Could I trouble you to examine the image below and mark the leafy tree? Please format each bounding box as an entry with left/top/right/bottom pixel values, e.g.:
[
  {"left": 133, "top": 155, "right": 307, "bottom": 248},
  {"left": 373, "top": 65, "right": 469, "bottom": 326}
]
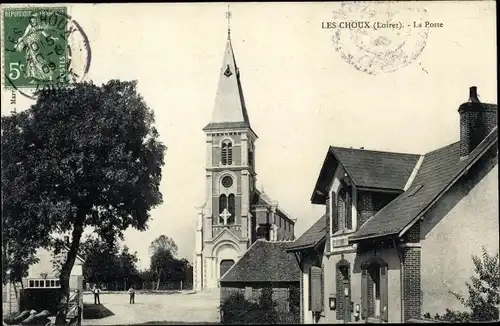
[
  {"left": 450, "top": 247, "right": 499, "bottom": 321},
  {"left": 148, "top": 235, "right": 179, "bottom": 290},
  {"left": 425, "top": 247, "right": 499, "bottom": 322},
  {"left": 2, "top": 114, "right": 42, "bottom": 285},
  {"left": 150, "top": 248, "right": 175, "bottom": 290},
  {"left": 148, "top": 235, "right": 178, "bottom": 257},
  {"left": 118, "top": 245, "right": 140, "bottom": 289},
  {"left": 80, "top": 235, "right": 121, "bottom": 285},
  {"left": 1, "top": 80, "right": 166, "bottom": 325}
]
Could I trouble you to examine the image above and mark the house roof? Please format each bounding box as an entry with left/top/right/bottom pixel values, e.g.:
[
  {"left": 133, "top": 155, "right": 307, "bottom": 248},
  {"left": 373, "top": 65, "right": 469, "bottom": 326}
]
[
  {"left": 311, "top": 147, "right": 421, "bottom": 204},
  {"left": 286, "top": 214, "right": 327, "bottom": 252},
  {"left": 220, "top": 239, "right": 300, "bottom": 283},
  {"left": 351, "top": 126, "right": 498, "bottom": 241},
  {"left": 332, "top": 147, "right": 421, "bottom": 189}
]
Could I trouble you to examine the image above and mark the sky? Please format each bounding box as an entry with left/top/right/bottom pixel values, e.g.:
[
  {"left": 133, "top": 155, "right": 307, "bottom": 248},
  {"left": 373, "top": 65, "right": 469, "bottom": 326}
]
[{"left": 1, "top": 2, "right": 497, "bottom": 270}]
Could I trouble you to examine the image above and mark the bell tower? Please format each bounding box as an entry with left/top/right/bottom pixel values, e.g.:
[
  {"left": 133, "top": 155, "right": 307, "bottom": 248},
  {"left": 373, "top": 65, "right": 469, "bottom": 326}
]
[{"left": 193, "top": 8, "right": 258, "bottom": 291}]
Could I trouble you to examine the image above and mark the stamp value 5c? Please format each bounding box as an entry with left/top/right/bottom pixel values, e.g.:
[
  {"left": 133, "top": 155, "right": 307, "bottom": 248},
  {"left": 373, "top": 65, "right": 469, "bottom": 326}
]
[{"left": 3, "top": 7, "right": 69, "bottom": 89}]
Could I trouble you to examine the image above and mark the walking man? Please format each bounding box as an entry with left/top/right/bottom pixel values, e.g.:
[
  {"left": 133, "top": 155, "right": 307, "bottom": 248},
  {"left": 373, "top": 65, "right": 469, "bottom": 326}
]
[
  {"left": 93, "top": 285, "right": 101, "bottom": 304},
  {"left": 128, "top": 286, "right": 135, "bottom": 304}
]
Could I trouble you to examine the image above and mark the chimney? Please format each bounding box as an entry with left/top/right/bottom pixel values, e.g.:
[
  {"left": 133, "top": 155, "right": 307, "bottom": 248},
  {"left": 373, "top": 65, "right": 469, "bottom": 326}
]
[{"left": 458, "top": 86, "right": 497, "bottom": 158}]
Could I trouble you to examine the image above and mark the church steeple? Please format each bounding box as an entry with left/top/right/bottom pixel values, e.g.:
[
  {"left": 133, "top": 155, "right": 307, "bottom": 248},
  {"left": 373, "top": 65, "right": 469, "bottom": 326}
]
[{"left": 205, "top": 9, "right": 251, "bottom": 130}]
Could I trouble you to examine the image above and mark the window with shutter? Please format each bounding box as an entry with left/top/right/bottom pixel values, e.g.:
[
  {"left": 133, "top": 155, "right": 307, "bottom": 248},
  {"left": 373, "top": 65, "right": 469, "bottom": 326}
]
[
  {"left": 361, "top": 269, "right": 368, "bottom": 319},
  {"left": 380, "top": 265, "right": 388, "bottom": 322},
  {"left": 361, "top": 258, "right": 389, "bottom": 321},
  {"left": 337, "top": 189, "right": 346, "bottom": 230},
  {"left": 330, "top": 192, "right": 337, "bottom": 233},
  {"left": 345, "top": 189, "right": 352, "bottom": 230},
  {"left": 321, "top": 265, "right": 325, "bottom": 312},
  {"left": 310, "top": 266, "right": 323, "bottom": 312}
]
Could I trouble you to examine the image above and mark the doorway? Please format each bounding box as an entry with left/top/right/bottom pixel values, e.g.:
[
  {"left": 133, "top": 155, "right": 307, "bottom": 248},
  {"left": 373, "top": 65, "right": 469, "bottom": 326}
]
[{"left": 220, "top": 259, "right": 235, "bottom": 279}]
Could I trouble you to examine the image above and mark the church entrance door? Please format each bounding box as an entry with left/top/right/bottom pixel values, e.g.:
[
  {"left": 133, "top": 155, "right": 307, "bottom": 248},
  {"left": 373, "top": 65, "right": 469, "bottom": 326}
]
[{"left": 220, "top": 259, "right": 235, "bottom": 279}]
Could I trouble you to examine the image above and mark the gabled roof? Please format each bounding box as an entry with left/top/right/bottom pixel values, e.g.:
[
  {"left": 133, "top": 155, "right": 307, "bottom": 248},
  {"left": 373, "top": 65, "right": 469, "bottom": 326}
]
[
  {"left": 251, "top": 189, "right": 296, "bottom": 224},
  {"left": 220, "top": 239, "right": 300, "bottom": 283},
  {"left": 311, "top": 147, "right": 420, "bottom": 204},
  {"left": 204, "top": 36, "right": 252, "bottom": 132},
  {"left": 351, "top": 127, "right": 498, "bottom": 241},
  {"left": 286, "top": 214, "right": 327, "bottom": 252}
]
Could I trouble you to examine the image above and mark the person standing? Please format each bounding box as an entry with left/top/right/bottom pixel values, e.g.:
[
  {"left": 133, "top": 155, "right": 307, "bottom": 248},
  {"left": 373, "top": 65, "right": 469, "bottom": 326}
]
[
  {"left": 93, "top": 285, "right": 101, "bottom": 304},
  {"left": 128, "top": 286, "right": 135, "bottom": 304}
]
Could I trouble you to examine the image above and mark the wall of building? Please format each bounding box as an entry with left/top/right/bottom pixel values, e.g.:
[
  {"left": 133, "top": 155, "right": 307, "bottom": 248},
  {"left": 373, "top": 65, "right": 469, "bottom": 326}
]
[
  {"left": 420, "top": 158, "right": 498, "bottom": 316},
  {"left": 220, "top": 281, "right": 299, "bottom": 313},
  {"left": 318, "top": 247, "right": 402, "bottom": 324}
]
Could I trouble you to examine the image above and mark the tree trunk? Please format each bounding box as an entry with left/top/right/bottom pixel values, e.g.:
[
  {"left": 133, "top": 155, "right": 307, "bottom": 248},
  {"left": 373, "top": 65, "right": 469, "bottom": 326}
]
[
  {"left": 55, "top": 220, "right": 84, "bottom": 326},
  {"left": 156, "top": 269, "right": 161, "bottom": 291}
]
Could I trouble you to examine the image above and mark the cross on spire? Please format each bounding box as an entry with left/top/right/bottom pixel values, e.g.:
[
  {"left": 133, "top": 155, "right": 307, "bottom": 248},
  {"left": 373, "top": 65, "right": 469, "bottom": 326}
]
[
  {"left": 225, "top": 5, "right": 232, "bottom": 39},
  {"left": 220, "top": 208, "right": 231, "bottom": 225}
]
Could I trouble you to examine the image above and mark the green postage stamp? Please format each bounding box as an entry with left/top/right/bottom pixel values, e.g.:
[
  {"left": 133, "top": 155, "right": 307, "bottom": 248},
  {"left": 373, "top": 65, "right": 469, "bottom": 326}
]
[{"left": 3, "top": 6, "right": 69, "bottom": 89}]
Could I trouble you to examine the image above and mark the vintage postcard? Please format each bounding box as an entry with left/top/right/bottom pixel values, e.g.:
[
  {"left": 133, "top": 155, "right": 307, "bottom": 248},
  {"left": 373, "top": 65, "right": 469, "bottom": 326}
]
[{"left": 1, "top": 2, "right": 498, "bottom": 325}]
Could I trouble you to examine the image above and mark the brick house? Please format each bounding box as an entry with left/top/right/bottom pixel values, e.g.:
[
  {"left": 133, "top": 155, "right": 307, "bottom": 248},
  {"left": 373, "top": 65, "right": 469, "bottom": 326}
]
[
  {"left": 220, "top": 239, "right": 301, "bottom": 321},
  {"left": 287, "top": 86, "right": 498, "bottom": 323},
  {"left": 3, "top": 240, "right": 85, "bottom": 321}
]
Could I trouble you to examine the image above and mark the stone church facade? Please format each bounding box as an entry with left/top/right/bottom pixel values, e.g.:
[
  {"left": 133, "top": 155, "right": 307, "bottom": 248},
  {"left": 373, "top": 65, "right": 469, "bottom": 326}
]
[{"left": 193, "top": 33, "right": 296, "bottom": 291}]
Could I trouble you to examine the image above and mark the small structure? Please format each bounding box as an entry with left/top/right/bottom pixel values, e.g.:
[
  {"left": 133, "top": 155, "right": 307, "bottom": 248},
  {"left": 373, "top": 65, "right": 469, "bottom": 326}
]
[
  {"left": 3, "top": 241, "right": 85, "bottom": 324},
  {"left": 220, "top": 239, "right": 300, "bottom": 322}
]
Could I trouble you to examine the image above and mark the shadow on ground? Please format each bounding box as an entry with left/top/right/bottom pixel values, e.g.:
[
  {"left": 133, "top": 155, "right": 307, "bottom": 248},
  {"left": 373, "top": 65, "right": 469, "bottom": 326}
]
[{"left": 83, "top": 303, "right": 115, "bottom": 319}]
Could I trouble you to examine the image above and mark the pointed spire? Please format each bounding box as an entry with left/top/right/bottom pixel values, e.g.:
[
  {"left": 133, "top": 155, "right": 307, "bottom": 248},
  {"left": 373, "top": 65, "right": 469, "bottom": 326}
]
[
  {"left": 208, "top": 11, "right": 250, "bottom": 127},
  {"left": 226, "top": 5, "right": 231, "bottom": 40}
]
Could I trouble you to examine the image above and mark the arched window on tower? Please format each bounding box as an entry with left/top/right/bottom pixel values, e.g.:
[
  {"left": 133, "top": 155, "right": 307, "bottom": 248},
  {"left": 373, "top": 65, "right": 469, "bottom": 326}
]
[
  {"left": 221, "top": 140, "right": 233, "bottom": 165},
  {"left": 219, "top": 194, "right": 227, "bottom": 224},
  {"left": 228, "top": 194, "right": 235, "bottom": 224}
]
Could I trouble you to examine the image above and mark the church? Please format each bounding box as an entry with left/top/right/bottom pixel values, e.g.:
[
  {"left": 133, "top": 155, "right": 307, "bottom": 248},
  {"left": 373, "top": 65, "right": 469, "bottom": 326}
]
[{"left": 192, "top": 26, "right": 296, "bottom": 291}]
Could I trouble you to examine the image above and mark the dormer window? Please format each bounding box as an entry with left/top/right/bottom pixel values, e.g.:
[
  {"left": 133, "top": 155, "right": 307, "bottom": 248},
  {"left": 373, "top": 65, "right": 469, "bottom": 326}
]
[
  {"left": 221, "top": 140, "right": 233, "bottom": 165},
  {"left": 337, "top": 184, "right": 353, "bottom": 231}
]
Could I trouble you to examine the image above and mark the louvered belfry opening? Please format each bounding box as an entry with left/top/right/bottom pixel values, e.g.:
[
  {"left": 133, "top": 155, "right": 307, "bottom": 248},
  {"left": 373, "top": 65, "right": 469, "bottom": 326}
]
[{"left": 221, "top": 140, "right": 233, "bottom": 165}]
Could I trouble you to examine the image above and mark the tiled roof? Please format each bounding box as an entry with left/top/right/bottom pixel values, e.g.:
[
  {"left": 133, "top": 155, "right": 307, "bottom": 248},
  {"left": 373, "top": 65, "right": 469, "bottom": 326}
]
[
  {"left": 351, "top": 127, "right": 498, "bottom": 241},
  {"left": 220, "top": 240, "right": 300, "bottom": 283},
  {"left": 287, "top": 214, "right": 327, "bottom": 252},
  {"left": 331, "top": 147, "right": 421, "bottom": 190},
  {"left": 311, "top": 147, "right": 420, "bottom": 204}
]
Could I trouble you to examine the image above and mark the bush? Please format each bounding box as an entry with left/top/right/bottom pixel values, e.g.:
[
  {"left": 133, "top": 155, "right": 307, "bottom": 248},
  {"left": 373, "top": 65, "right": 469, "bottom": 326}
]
[
  {"left": 425, "top": 247, "right": 499, "bottom": 322},
  {"left": 219, "top": 290, "right": 299, "bottom": 325}
]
